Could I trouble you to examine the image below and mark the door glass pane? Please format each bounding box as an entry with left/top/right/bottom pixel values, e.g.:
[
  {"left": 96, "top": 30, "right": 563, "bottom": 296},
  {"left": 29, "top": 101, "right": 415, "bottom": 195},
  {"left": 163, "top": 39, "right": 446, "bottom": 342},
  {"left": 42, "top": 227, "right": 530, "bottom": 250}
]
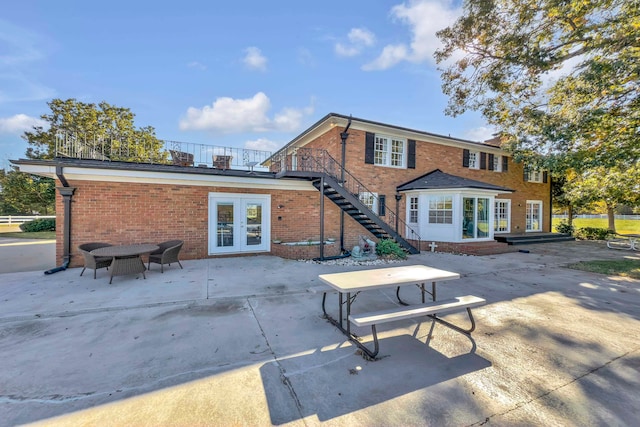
[
  {"left": 245, "top": 203, "right": 262, "bottom": 246},
  {"left": 217, "top": 203, "right": 234, "bottom": 247},
  {"left": 477, "top": 198, "right": 489, "bottom": 237},
  {"left": 527, "top": 202, "right": 541, "bottom": 231},
  {"left": 494, "top": 201, "right": 508, "bottom": 232},
  {"left": 463, "top": 197, "right": 475, "bottom": 239}
]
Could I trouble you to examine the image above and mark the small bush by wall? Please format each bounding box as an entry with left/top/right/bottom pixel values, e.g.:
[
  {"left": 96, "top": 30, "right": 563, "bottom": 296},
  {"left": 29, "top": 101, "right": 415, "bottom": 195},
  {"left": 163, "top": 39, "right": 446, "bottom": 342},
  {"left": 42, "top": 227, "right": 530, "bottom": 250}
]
[
  {"left": 19, "top": 218, "right": 56, "bottom": 232},
  {"left": 574, "top": 227, "right": 613, "bottom": 240}
]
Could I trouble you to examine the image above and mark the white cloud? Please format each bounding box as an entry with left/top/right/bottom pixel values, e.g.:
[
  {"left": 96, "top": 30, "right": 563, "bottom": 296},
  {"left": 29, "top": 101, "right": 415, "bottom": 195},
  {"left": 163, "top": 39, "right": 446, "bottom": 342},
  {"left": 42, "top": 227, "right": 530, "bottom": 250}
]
[
  {"left": 179, "top": 92, "right": 314, "bottom": 133},
  {"left": 335, "top": 27, "right": 376, "bottom": 57},
  {"left": 243, "top": 47, "right": 267, "bottom": 71},
  {"left": 364, "top": 0, "right": 461, "bottom": 70},
  {"left": 244, "top": 138, "right": 281, "bottom": 152},
  {"left": 0, "top": 114, "right": 47, "bottom": 134},
  {"left": 187, "top": 61, "right": 207, "bottom": 70},
  {"left": 463, "top": 126, "right": 496, "bottom": 142}
]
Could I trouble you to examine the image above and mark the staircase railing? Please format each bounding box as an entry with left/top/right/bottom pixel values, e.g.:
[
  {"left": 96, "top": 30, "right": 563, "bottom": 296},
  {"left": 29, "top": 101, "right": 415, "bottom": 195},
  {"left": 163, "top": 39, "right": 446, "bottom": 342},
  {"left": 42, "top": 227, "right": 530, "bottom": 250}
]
[{"left": 271, "top": 147, "right": 421, "bottom": 247}]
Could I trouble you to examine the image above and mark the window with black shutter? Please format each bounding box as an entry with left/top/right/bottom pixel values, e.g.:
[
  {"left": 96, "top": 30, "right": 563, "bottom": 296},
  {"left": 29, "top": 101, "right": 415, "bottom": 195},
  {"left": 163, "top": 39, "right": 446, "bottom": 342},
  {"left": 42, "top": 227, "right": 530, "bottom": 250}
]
[
  {"left": 378, "top": 195, "right": 386, "bottom": 216},
  {"left": 463, "top": 149, "right": 470, "bottom": 167},
  {"left": 480, "top": 152, "right": 487, "bottom": 170},
  {"left": 502, "top": 156, "right": 508, "bottom": 172},
  {"left": 488, "top": 154, "right": 495, "bottom": 171}
]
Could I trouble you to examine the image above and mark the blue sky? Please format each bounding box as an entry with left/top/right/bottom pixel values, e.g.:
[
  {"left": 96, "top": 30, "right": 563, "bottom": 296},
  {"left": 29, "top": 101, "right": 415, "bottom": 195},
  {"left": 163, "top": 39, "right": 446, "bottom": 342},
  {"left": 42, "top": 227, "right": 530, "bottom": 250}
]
[{"left": 0, "top": 0, "right": 493, "bottom": 168}]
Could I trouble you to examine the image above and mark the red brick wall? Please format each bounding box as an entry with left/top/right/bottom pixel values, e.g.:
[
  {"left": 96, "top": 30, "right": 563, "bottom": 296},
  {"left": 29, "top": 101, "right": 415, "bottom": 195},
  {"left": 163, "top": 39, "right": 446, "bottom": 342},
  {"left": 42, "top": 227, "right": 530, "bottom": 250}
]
[
  {"left": 335, "top": 128, "right": 551, "bottom": 234},
  {"left": 57, "top": 179, "right": 367, "bottom": 266}
]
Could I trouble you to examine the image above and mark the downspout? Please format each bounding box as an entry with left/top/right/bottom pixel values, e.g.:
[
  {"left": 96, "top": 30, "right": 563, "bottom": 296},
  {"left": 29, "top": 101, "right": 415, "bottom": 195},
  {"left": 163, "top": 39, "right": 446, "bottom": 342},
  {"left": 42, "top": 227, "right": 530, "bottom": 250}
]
[
  {"left": 45, "top": 165, "right": 75, "bottom": 274},
  {"left": 339, "top": 115, "right": 352, "bottom": 253}
]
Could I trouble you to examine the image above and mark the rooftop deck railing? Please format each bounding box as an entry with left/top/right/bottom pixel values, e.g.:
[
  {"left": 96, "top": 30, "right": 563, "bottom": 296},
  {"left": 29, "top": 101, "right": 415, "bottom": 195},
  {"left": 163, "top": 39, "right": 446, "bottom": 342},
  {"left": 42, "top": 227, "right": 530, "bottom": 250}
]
[{"left": 54, "top": 132, "right": 272, "bottom": 171}]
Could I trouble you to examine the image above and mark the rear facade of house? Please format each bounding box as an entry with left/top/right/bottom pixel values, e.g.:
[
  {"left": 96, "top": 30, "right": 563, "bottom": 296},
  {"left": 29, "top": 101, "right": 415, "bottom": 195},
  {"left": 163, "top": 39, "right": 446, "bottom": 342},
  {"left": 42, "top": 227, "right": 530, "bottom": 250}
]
[{"left": 13, "top": 113, "right": 551, "bottom": 267}]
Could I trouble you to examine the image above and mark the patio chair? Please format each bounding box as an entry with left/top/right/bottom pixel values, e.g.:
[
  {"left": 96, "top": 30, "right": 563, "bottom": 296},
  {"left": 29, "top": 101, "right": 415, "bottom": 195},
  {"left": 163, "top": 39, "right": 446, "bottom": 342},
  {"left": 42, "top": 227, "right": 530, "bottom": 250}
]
[
  {"left": 169, "top": 150, "right": 194, "bottom": 167},
  {"left": 148, "top": 240, "right": 184, "bottom": 273},
  {"left": 78, "top": 242, "right": 113, "bottom": 279}
]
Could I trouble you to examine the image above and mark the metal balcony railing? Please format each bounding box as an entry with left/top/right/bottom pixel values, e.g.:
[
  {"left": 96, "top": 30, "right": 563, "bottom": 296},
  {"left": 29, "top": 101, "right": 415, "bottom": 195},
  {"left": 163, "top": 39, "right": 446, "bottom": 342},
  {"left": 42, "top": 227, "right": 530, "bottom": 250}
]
[
  {"left": 54, "top": 132, "right": 272, "bottom": 171},
  {"left": 270, "top": 146, "right": 422, "bottom": 245}
]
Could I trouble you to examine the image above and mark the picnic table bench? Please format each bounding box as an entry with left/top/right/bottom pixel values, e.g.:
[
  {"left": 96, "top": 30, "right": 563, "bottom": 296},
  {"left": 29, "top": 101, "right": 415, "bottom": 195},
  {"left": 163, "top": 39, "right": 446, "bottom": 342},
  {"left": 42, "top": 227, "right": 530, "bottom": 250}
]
[
  {"left": 607, "top": 233, "right": 640, "bottom": 251},
  {"left": 319, "top": 265, "right": 486, "bottom": 359}
]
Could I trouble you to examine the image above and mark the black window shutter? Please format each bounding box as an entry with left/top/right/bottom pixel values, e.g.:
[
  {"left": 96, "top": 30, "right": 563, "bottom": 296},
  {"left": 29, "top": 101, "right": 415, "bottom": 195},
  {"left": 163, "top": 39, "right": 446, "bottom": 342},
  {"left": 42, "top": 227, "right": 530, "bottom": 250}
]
[
  {"left": 407, "top": 140, "right": 416, "bottom": 169},
  {"left": 462, "top": 149, "right": 470, "bottom": 167},
  {"left": 524, "top": 166, "right": 528, "bottom": 181},
  {"left": 488, "top": 154, "right": 494, "bottom": 171},
  {"left": 543, "top": 171, "right": 548, "bottom": 183},
  {"left": 480, "top": 152, "right": 487, "bottom": 169},
  {"left": 502, "top": 156, "right": 508, "bottom": 172},
  {"left": 365, "top": 132, "right": 375, "bottom": 164},
  {"left": 378, "top": 195, "right": 386, "bottom": 216}
]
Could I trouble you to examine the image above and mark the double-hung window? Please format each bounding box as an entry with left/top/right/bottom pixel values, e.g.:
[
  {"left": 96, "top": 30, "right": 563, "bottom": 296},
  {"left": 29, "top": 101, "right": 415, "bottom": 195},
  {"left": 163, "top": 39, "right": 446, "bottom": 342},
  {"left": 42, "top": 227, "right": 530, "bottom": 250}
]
[
  {"left": 359, "top": 192, "right": 378, "bottom": 213},
  {"left": 492, "top": 155, "right": 501, "bottom": 172},
  {"left": 467, "top": 151, "right": 479, "bottom": 169},
  {"left": 525, "top": 169, "right": 545, "bottom": 183},
  {"left": 409, "top": 196, "right": 419, "bottom": 224},
  {"left": 374, "top": 135, "right": 405, "bottom": 167},
  {"left": 428, "top": 196, "right": 453, "bottom": 224}
]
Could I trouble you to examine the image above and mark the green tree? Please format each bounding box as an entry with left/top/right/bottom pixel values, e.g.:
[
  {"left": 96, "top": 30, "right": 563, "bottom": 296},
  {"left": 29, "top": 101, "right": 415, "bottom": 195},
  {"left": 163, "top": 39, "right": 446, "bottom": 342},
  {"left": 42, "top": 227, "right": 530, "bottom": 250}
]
[
  {"left": 23, "top": 98, "right": 168, "bottom": 163},
  {"left": 0, "top": 168, "right": 56, "bottom": 215},
  {"left": 435, "top": 0, "right": 639, "bottom": 228}
]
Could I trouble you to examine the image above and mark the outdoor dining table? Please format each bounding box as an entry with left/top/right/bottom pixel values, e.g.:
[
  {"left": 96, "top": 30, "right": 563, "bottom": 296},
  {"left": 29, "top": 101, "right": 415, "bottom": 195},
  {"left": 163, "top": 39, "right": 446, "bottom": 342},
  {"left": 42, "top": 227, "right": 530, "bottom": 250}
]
[
  {"left": 91, "top": 244, "right": 159, "bottom": 284},
  {"left": 607, "top": 233, "right": 640, "bottom": 251},
  {"left": 319, "top": 265, "right": 461, "bottom": 354}
]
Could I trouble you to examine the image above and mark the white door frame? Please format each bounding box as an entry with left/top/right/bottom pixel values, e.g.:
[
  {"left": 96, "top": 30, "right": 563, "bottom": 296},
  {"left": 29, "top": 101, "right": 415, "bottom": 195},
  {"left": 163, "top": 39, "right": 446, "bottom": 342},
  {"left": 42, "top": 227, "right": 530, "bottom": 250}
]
[
  {"left": 526, "top": 200, "right": 543, "bottom": 232},
  {"left": 208, "top": 193, "right": 271, "bottom": 254}
]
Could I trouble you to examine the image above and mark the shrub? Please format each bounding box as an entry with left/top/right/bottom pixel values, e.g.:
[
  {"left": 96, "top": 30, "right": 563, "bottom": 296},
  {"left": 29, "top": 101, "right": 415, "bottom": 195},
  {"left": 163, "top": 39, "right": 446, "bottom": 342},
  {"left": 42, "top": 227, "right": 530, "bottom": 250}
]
[
  {"left": 19, "top": 218, "right": 56, "bottom": 232},
  {"left": 375, "top": 239, "right": 407, "bottom": 260},
  {"left": 555, "top": 220, "right": 575, "bottom": 235},
  {"left": 574, "top": 227, "right": 613, "bottom": 241}
]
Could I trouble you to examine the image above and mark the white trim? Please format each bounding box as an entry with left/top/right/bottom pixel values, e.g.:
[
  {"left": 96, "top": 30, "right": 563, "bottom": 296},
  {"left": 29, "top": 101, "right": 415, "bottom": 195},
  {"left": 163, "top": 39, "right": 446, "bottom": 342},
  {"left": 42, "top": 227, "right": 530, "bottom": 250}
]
[
  {"left": 525, "top": 200, "right": 543, "bottom": 232},
  {"left": 14, "top": 164, "right": 316, "bottom": 191},
  {"left": 494, "top": 199, "right": 511, "bottom": 233},
  {"left": 208, "top": 193, "right": 271, "bottom": 255}
]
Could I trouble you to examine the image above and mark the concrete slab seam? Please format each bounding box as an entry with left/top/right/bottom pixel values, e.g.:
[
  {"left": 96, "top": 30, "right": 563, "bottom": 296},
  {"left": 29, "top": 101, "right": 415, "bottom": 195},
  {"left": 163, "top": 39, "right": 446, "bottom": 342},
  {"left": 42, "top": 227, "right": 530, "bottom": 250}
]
[{"left": 246, "top": 297, "right": 306, "bottom": 422}]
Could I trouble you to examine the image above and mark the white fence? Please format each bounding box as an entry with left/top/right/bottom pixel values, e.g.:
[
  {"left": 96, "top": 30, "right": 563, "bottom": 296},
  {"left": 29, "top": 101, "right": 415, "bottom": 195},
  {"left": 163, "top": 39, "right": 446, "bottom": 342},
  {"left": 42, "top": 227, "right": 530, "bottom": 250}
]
[
  {"left": 553, "top": 214, "right": 640, "bottom": 220},
  {"left": 0, "top": 215, "right": 56, "bottom": 225}
]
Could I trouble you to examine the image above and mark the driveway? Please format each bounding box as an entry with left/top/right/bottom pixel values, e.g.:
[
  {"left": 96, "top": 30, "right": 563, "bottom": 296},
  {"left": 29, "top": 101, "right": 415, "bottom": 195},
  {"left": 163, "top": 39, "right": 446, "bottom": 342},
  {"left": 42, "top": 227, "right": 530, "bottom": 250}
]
[
  {"left": 0, "top": 238, "right": 55, "bottom": 274},
  {"left": 0, "top": 241, "right": 638, "bottom": 426}
]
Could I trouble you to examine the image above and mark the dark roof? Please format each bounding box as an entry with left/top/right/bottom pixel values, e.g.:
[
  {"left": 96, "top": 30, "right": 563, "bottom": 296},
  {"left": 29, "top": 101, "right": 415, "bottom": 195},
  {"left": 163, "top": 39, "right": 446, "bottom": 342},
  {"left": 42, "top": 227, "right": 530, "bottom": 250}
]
[{"left": 397, "top": 169, "right": 514, "bottom": 192}]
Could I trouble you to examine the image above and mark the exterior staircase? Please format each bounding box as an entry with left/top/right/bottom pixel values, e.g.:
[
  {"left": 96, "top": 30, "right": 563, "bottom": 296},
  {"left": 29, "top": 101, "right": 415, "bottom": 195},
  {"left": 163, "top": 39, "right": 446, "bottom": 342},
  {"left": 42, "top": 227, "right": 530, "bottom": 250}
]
[
  {"left": 312, "top": 175, "right": 419, "bottom": 254},
  {"left": 272, "top": 147, "right": 420, "bottom": 254}
]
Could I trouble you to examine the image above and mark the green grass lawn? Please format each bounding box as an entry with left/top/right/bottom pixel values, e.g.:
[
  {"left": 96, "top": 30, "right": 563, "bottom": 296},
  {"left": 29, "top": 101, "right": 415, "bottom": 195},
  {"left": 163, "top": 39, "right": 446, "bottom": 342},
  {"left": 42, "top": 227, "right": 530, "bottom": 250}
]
[
  {"left": 552, "top": 218, "right": 640, "bottom": 235},
  {"left": 567, "top": 259, "right": 640, "bottom": 279},
  {"left": 0, "top": 231, "right": 56, "bottom": 239}
]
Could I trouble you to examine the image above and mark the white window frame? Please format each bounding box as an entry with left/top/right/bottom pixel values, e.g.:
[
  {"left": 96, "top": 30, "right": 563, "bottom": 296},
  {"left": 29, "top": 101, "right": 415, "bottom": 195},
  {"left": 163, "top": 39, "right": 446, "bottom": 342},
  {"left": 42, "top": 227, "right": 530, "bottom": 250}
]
[
  {"left": 526, "top": 200, "right": 543, "bottom": 232},
  {"left": 374, "top": 134, "right": 406, "bottom": 168},
  {"left": 359, "top": 192, "right": 378, "bottom": 213},
  {"left": 409, "top": 196, "right": 419, "bottom": 224},
  {"left": 525, "top": 169, "right": 543, "bottom": 183},
  {"left": 468, "top": 151, "right": 479, "bottom": 169},
  {"left": 428, "top": 195, "right": 453, "bottom": 224},
  {"left": 492, "top": 155, "right": 502, "bottom": 172},
  {"left": 494, "top": 199, "right": 510, "bottom": 233}
]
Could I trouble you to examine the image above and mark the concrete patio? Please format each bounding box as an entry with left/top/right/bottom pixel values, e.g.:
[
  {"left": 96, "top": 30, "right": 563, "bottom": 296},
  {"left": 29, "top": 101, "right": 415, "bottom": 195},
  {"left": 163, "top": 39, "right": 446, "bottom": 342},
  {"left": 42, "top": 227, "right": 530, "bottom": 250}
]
[{"left": 0, "top": 240, "right": 639, "bottom": 426}]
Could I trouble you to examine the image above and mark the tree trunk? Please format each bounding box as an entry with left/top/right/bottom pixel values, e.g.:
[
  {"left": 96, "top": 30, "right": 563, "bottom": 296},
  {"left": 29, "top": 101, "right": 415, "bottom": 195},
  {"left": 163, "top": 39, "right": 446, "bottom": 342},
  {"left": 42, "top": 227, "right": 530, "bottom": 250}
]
[
  {"left": 607, "top": 205, "right": 616, "bottom": 232},
  {"left": 567, "top": 205, "right": 573, "bottom": 227}
]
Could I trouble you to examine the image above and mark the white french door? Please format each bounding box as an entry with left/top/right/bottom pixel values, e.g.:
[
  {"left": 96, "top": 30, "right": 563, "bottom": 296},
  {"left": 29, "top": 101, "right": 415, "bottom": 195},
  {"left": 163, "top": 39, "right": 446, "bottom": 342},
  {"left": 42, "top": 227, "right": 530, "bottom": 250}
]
[
  {"left": 526, "top": 201, "right": 543, "bottom": 232},
  {"left": 209, "top": 193, "right": 270, "bottom": 254}
]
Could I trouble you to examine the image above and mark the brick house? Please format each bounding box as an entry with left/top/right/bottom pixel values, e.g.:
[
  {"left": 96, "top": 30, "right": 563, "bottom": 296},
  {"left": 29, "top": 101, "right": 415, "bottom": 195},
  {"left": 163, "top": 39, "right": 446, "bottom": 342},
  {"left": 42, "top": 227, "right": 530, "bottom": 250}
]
[{"left": 12, "top": 113, "right": 551, "bottom": 267}]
